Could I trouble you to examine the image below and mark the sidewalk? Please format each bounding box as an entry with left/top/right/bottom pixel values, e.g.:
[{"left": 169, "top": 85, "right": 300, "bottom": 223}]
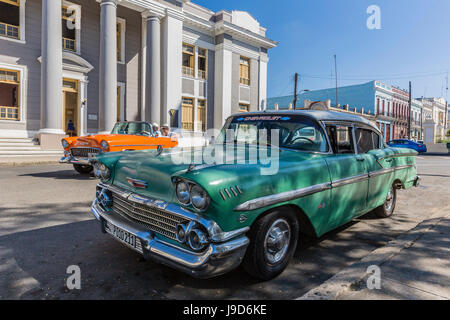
[
  {"left": 0, "top": 156, "right": 62, "bottom": 166},
  {"left": 298, "top": 209, "right": 450, "bottom": 300}
]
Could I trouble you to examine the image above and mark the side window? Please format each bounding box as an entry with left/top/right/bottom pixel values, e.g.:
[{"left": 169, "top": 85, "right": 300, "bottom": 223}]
[
  {"left": 326, "top": 125, "right": 355, "bottom": 154},
  {"left": 355, "top": 128, "right": 377, "bottom": 153},
  {"left": 372, "top": 132, "right": 381, "bottom": 149}
]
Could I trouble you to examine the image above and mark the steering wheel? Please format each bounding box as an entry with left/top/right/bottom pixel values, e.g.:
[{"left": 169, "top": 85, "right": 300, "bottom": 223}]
[
  {"left": 140, "top": 131, "right": 151, "bottom": 136},
  {"left": 290, "top": 136, "right": 314, "bottom": 144}
]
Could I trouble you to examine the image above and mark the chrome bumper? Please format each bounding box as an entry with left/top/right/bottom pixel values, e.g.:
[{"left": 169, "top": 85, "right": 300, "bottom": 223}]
[
  {"left": 60, "top": 154, "right": 92, "bottom": 165},
  {"left": 90, "top": 198, "right": 249, "bottom": 279},
  {"left": 413, "top": 175, "right": 421, "bottom": 187}
]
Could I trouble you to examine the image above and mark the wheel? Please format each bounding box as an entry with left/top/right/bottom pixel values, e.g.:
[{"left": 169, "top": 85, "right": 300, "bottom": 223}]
[
  {"left": 73, "top": 163, "right": 93, "bottom": 174},
  {"left": 374, "top": 184, "right": 397, "bottom": 218},
  {"left": 242, "top": 208, "right": 299, "bottom": 280}
]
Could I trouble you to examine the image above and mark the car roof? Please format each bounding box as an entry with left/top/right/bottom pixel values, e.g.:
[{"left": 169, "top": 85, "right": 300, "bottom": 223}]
[{"left": 232, "top": 109, "right": 380, "bottom": 132}]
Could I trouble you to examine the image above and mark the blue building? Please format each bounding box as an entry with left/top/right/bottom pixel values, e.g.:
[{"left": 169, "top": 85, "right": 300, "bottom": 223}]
[{"left": 267, "top": 81, "right": 396, "bottom": 141}]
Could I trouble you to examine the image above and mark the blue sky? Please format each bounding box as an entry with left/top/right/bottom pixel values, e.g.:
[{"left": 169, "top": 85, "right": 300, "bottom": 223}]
[{"left": 193, "top": 0, "right": 450, "bottom": 100}]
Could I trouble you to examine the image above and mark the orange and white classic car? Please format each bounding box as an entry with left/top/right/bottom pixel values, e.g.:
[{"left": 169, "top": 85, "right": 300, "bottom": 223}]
[{"left": 60, "top": 121, "right": 178, "bottom": 174}]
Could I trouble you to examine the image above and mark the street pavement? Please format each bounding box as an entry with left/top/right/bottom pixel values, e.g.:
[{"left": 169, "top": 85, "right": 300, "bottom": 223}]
[{"left": 0, "top": 155, "right": 449, "bottom": 300}]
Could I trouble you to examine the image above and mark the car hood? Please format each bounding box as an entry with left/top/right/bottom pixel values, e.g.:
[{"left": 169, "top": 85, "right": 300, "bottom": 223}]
[{"left": 111, "top": 144, "right": 325, "bottom": 202}]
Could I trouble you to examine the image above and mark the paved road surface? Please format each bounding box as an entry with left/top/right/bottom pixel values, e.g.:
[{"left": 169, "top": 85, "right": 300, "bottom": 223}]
[{"left": 0, "top": 155, "right": 448, "bottom": 299}]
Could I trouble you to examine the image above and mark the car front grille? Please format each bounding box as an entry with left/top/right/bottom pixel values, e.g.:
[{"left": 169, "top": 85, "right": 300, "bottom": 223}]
[
  {"left": 71, "top": 147, "right": 100, "bottom": 157},
  {"left": 112, "top": 193, "right": 188, "bottom": 240}
]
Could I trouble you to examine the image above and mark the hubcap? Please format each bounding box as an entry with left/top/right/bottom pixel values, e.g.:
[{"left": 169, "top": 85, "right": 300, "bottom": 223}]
[
  {"left": 264, "top": 219, "right": 291, "bottom": 265},
  {"left": 384, "top": 186, "right": 395, "bottom": 213}
]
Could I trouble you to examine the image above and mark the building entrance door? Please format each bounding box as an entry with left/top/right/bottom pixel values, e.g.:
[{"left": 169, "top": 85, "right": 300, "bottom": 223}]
[{"left": 62, "top": 78, "right": 79, "bottom": 136}]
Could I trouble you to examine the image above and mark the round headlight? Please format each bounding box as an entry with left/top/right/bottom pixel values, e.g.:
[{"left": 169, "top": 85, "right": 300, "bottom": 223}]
[
  {"left": 176, "top": 224, "right": 187, "bottom": 243},
  {"left": 187, "top": 228, "right": 209, "bottom": 251},
  {"left": 176, "top": 181, "right": 190, "bottom": 204},
  {"left": 62, "top": 139, "right": 69, "bottom": 148},
  {"left": 101, "top": 140, "right": 109, "bottom": 151},
  {"left": 190, "top": 185, "right": 208, "bottom": 210}
]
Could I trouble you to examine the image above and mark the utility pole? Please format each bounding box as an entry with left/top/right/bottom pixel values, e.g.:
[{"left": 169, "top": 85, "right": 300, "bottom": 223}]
[
  {"left": 293, "top": 73, "right": 298, "bottom": 109},
  {"left": 334, "top": 54, "right": 338, "bottom": 107},
  {"left": 408, "top": 81, "right": 412, "bottom": 140},
  {"left": 445, "top": 73, "right": 448, "bottom": 130}
]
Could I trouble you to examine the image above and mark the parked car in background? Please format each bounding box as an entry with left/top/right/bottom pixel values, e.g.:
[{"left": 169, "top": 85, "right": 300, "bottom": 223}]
[
  {"left": 60, "top": 121, "right": 178, "bottom": 174},
  {"left": 387, "top": 139, "right": 427, "bottom": 154},
  {"left": 90, "top": 111, "right": 420, "bottom": 280}
]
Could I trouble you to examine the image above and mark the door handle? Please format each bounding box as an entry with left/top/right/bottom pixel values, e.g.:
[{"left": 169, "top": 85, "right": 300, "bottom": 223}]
[
  {"left": 385, "top": 159, "right": 393, "bottom": 163},
  {"left": 356, "top": 157, "right": 365, "bottom": 162}
]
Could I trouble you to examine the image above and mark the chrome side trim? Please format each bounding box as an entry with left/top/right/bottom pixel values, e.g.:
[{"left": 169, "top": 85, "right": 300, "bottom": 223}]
[
  {"left": 113, "top": 144, "right": 161, "bottom": 147},
  {"left": 331, "top": 173, "right": 368, "bottom": 188},
  {"left": 395, "top": 164, "right": 414, "bottom": 171},
  {"left": 369, "top": 168, "right": 395, "bottom": 178},
  {"left": 233, "top": 163, "right": 415, "bottom": 212},
  {"left": 234, "top": 182, "right": 331, "bottom": 212}
]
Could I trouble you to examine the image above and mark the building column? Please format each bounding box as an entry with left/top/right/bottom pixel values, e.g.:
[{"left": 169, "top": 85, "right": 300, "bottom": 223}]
[
  {"left": 98, "top": 0, "right": 117, "bottom": 133},
  {"left": 214, "top": 41, "right": 233, "bottom": 130},
  {"left": 258, "top": 53, "right": 268, "bottom": 110},
  {"left": 161, "top": 9, "right": 183, "bottom": 127},
  {"left": 145, "top": 14, "right": 162, "bottom": 124},
  {"left": 39, "top": 0, "right": 64, "bottom": 137}
]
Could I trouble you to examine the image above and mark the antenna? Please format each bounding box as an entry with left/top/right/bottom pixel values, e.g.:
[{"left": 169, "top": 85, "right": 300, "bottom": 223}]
[{"left": 334, "top": 54, "right": 338, "bottom": 107}]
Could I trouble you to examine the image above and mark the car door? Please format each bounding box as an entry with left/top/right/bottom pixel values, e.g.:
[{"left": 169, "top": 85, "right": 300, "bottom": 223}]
[
  {"left": 324, "top": 123, "right": 369, "bottom": 229},
  {"left": 354, "top": 127, "right": 394, "bottom": 210}
]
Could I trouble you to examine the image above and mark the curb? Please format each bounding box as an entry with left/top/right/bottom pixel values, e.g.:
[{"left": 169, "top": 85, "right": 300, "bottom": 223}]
[
  {"left": 296, "top": 207, "right": 450, "bottom": 300},
  {"left": 0, "top": 160, "right": 61, "bottom": 167}
]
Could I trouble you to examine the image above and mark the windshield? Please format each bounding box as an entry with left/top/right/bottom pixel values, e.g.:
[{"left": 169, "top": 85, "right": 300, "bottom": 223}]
[
  {"left": 110, "top": 122, "right": 153, "bottom": 136},
  {"left": 217, "top": 114, "right": 329, "bottom": 152}
]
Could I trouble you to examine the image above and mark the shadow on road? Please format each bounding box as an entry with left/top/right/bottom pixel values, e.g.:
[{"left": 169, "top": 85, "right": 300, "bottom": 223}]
[{"left": 18, "top": 170, "right": 95, "bottom": 181}]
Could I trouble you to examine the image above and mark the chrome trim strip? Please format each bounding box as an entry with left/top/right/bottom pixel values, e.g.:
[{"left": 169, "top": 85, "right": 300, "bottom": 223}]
[
  {"left": 369, "top": 168, "right": 395, "bottom": 177},
  {"left": 395, "top": 164, "right": 414, "bottom": 171},
  {"left": 233, "top": 162, "right": 415, "bottom": 212},
  {"left": 113, "top": 144, "right": 161, "bottom": 147},
  {"left": 331, "top": 173, "right": 368, "bottom": 188},
  {"left": 234, "top": 182, "right": 331, "bottom": 212}
]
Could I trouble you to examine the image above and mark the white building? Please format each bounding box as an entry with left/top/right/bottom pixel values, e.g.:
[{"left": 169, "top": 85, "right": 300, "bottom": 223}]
[
  {"left": 0, "top": 0, "right": 277, "bottom": 149},
  {"left": 417, "top": 97, "right": 447, "bottom": 143}
]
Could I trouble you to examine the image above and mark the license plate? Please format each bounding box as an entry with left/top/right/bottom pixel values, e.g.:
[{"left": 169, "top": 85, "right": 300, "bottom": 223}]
[{"left": 105, "top": 221, "right": 143, "bottom": 253}]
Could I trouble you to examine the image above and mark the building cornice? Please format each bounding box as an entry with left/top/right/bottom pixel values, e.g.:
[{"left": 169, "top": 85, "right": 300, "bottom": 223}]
[{"left": 215, "top": 20, "right": 278, "bottom": 49}]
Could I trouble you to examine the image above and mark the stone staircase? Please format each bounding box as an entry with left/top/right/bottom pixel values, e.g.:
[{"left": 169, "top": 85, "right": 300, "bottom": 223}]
[{"left": 0, "top": 137, "right": 63, "bottom": 158}]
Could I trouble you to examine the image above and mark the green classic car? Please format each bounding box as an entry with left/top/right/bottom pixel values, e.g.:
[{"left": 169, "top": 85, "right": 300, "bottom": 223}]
[{"left": 90, "top": 110, "right": 420, "bottom": 280}]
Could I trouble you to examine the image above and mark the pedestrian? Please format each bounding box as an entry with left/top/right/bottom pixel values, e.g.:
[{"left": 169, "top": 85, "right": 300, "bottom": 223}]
[
  {"left": 152, "top": 122, "right": 161, "bottom": 137},
  {"left": 161, "top": 124, "right": 177, "bottom": 138}
]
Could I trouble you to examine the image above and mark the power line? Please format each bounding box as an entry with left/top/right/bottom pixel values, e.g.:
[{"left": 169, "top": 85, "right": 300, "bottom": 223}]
[{"left": 299, "top": 70, "right": 450, "bottom": 81}]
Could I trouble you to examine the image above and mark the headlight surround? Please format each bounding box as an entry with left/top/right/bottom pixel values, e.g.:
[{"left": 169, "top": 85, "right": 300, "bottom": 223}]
[
  {"left": 174, "top": 178, "right": 210, "bottom": 211},
  {"left": 100, "top": 140, "right": 109, "bottom": 151},
  {"left": 175, "top": 180, "right": 190, "bottom": 204},
  {"left": 93, "top": 161, "right": 111, "bottom": 180},
  {"left": 190, "top": 184, "right": 209, "bottom": 211},
  {"left": 187, "top": 228, "right": 209, "bottom": 251},
  {"left": 61, "top": 139, "right": 69, "bottom": 149}
]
